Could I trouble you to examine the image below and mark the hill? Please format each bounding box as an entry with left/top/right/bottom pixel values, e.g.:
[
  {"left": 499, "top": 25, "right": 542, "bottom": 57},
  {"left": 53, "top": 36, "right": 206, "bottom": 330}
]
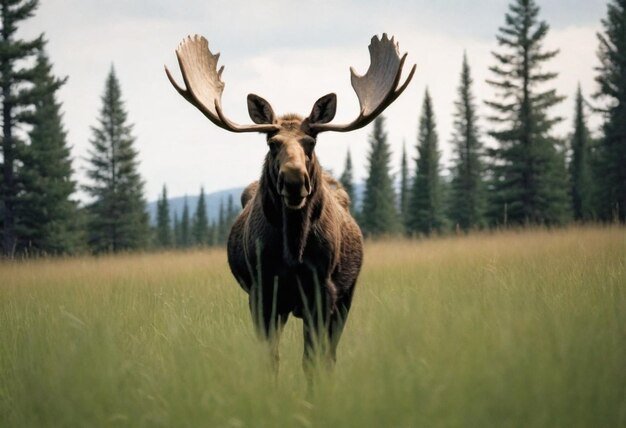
[
  {"left": 147, "top": 187, "right": 244, "bottom": 224},
  {"left": 148, "top": 183, "right": 365, "bottom": 224}
]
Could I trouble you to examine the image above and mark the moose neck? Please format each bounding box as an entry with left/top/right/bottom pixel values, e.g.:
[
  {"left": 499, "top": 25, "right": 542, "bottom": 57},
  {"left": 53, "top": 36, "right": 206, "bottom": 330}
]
[{"left": 261, "top": 155, "right": 323, "bottom": 266}]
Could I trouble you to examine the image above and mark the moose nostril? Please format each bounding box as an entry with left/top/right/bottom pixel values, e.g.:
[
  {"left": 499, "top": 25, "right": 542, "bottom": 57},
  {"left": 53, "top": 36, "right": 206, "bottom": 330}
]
[{"left": 304, "top": 175, "right": 311, "bottom": 194}]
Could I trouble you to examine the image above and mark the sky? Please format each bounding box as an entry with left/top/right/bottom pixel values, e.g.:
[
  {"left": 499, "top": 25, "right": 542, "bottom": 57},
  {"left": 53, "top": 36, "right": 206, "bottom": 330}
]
[{"left": 20, "top": 0, "right": 608, "bottom": 202}]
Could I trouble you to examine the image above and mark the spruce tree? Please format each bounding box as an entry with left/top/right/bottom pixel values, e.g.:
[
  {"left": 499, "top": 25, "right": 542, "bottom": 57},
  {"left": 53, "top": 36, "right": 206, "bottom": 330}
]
[
  {"left": 83, "top": 67, "right": 148, "bottom": 252},
  {"left": 227, "top": 194, "right": 237, "bottom": 221},
  {"left": 486, "top": 0, "right": 570, "bottom": 226},
  {"left": 181, "top": 196, "right": 190, "bottom": 247},
  {"left": 569, "top": 86, "right": 593, "bottom": 221},
  {"left": 0, "top": 0, "right": 44, "bottom": 255},
  {"left": 173, "top": 211, "right": 181, "bottom": 248},
  {"left": 449, "top": 54, "right": 485, "bottom": 231},
  {"left": 594, "top": 0, "right": 626, "bottom": 221},
  {"left": 217, "top": 196, "right": 237, "bottom": 246},
  {"left": 360, "top": 116, "right": 400, "bottom": 236},
  {"left": 339, "top": 149, "right": 356, "bottom": 208},
  {"left": 191, "top": 187, "right": 209, "bottom": 245},
  {"left": 217, "top": 198, "right": 226, "bottom": 245},
  {"left": 209, "top": 221, "right": 218, "bottom": 247},
  {"left": 399, "top": 141, "right": 410, "bottom": 227},
  {"left": 156, "top": 184, "right": 171, "bottom": 247},
  {"left": 16, "top": 49, "right": 79, "bottom": 254},
  {"left": 225, "top": 193, "right": 238, "bottom": 242},
  {"left": 407, "top": 89, "right": 444, "bottom": 235}
]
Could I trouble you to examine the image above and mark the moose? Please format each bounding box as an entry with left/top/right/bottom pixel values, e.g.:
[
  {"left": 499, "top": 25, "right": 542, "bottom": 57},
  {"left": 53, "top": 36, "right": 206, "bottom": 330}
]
[{"left": 165, "top": 34, "right": 415, "bottom": 377}]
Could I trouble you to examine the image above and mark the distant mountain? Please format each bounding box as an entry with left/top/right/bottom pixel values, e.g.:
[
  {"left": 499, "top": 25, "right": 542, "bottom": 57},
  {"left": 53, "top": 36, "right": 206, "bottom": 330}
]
[
  {"left": 147, "top": 187, "right": 245, "bottom": 225},
  {"left": 148, "top": 183, "right": 365, "bottom": 225}
]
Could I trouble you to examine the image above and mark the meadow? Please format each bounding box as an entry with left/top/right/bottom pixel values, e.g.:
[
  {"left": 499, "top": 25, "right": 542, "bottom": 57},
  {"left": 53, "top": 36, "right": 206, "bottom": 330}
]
[{"left": 1, "top": 227, "right": 624, "bottom": 427}]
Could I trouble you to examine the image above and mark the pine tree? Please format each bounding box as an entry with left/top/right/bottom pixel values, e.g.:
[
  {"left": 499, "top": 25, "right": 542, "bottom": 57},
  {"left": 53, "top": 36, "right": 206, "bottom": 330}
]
[
  {"left": 569, "top": 86, "right": 594, "bottom": 221},
  {"left": 486, "top": 0, "right": 570, "bottom": 226},
  {"left": 225, "top": 193, "right": 238, "bottom": 243},
  {"left": 180, "top": 196, "right": 190, "bottom": 247},
  {"left": 83, "top": 67, "right": 148, "bottom": 252},
  {"left": 192, "top": 187, "right": 209, "bottom": 245},
  {"left": 339, "top": 149, "right": 356, "bottom": 209},
  {"left": 449, "top": 54, "right": 485, "bottom": 231},
  {"left": 217, "top": 198, "right": 227, "bottom": 245},
  {"left": 0, "top": 0, "right": 44, "bottom": 255},
  {"left": 16, "top": 48, "right": 79, "bottom": 254},
  {"left": 399, "top": 141, "right": 410, "bottom": 227},
  {"left": 360, "top": 116, "right": 400, "bottom": 236},
  {"left": 594, "top": 0, "right": 626, "bottom": 221},
  {"left": 208, "top": 221, "right": 218, "bottom": 247},
  {"left": 227, "top": 194, "right": 237, "bottom": 222},
  {"left": 173, "top": 211, "right": 181, "bottom": 247},
  {"left": 407, "top": 89, "right": 444, "bottom": 235},
  {"left": 156, "top": 184, "right": 171, "bottom": 247}
]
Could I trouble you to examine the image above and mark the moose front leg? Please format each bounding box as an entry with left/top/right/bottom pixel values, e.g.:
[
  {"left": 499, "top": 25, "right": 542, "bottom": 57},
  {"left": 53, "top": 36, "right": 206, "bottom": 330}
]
[
  {"left": 328, "top": 288, "right": 354, "bottom": 364},
  {"left": 249, "top": 279, "right": 289, "bottom": 376},
  {"left": 299, "top": 274, "right": 335, "bottom": 382},
  {"left": 303, "top": 289, "right": 352, "bottom": 373}
]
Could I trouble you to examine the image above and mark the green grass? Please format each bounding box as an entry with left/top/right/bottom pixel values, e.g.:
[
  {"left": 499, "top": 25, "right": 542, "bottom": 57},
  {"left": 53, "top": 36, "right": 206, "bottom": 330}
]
[{"left": 1, "top": 227, "right": 625, "bottom": 427}]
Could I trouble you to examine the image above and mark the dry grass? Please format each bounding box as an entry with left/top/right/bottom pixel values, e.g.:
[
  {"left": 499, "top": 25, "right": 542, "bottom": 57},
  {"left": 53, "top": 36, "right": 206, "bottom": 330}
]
[{"left": 1, "top": 226, "right": 624, "bottom": 427}]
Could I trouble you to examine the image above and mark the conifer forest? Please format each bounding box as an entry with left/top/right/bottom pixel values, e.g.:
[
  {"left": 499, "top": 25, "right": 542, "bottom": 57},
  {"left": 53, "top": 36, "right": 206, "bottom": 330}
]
[{"left": 0, "top": 0, "right": 623, "bottom": 256}]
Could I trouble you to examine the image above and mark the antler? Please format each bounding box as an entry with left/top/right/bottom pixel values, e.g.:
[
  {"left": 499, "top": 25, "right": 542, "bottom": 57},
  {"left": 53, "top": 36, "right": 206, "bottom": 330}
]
[
  {"left": 165, "top": 35, "right": 279, "bottom": 133},
  {"left": 310, "top": 34, "right": 416, "bottom": 133}
]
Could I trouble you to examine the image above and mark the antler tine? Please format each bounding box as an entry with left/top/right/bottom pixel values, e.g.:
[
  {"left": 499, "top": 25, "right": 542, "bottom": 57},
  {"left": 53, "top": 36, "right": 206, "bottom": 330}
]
[
  {"left": 165, "top": 35, "right": 278, "bottom": 133},
  {"left": 310, "top": 33, "right": 416, "bottom": 133}
]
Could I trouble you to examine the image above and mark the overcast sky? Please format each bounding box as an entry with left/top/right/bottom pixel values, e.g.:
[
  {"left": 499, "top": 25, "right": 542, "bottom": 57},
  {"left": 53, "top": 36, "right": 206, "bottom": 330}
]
[{"left": 20, "top": 0, "right": 608, "bottom": 201}]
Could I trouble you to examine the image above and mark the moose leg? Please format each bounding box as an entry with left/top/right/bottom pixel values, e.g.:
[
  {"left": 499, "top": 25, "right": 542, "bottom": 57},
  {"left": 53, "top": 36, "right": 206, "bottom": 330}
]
[
  {"left": 249, "top": 281, "right": 288, "bottom": 376},
  {"left": 300, "top": 281, "right": 333, "bottom": 382},
  {"left": 328, "top": 288, "right": 355, "bottom": 364}
]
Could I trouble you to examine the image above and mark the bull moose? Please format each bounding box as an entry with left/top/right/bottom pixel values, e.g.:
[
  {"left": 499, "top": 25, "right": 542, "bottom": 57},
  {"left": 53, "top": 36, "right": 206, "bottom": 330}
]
[{"left": 165, "top": 34, "right": 414, "bottom": 378}]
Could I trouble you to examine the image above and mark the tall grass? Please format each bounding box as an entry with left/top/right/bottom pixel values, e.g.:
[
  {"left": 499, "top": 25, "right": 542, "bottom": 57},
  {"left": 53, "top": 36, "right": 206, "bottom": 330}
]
[{"left": 1, "top": 226, "right": 624, "bottom": 427}]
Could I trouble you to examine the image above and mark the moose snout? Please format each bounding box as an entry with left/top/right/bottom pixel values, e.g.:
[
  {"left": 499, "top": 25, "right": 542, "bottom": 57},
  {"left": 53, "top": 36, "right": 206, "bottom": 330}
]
[{"left": 278, "top": 164, "right": 311, "bottom": 209}]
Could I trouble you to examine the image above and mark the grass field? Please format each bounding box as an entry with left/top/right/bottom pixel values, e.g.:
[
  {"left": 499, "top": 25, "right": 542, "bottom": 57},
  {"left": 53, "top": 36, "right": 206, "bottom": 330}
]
[{"left": 1, "top": 227, "right": 624, "bottom": 427}]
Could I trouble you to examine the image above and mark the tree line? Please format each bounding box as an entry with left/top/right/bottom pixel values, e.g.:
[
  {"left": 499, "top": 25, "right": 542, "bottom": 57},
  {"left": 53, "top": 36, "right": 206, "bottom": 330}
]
[
  {"left": 155, "top": 186, "right": 239, "bottom": 249},
  {"left": 1, "top": 0, "right": 625, "bottom": 256},
  {"left": 342, "top": 0, "right": 626, "bottom": 237}
]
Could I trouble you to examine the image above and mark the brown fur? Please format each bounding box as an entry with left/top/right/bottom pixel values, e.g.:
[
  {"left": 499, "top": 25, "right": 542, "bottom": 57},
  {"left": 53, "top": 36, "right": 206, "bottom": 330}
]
[{"left": 227, "top": 114, "right": 363, "bottom": 375}]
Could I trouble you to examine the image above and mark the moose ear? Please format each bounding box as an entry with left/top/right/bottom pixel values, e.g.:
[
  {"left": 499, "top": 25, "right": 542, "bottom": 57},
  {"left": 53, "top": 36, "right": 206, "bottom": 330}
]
[
  {"left": 247, "top": 94, "right": 275, "bottom": 124},
  {"left": 308, "top": 93, "right": 337, "bottom": 124}
]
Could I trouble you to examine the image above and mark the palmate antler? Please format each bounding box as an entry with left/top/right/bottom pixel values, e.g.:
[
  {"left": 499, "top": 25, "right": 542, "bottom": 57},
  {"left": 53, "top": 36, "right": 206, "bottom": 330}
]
[
  {"left": 165, "top": 35, "right": 279, "bottom": 133},
  {"left": 165, "top": 34, "right": 415, "bottom": 134},
  {"left": 311, "top": 33, "right": 416, "bottom": 133}
]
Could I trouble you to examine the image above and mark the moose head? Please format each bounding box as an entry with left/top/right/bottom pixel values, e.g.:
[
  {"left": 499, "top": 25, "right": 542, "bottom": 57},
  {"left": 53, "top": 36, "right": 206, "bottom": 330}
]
[{"left": 165, "top": 34, "right": 415, "bottom": 211}]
